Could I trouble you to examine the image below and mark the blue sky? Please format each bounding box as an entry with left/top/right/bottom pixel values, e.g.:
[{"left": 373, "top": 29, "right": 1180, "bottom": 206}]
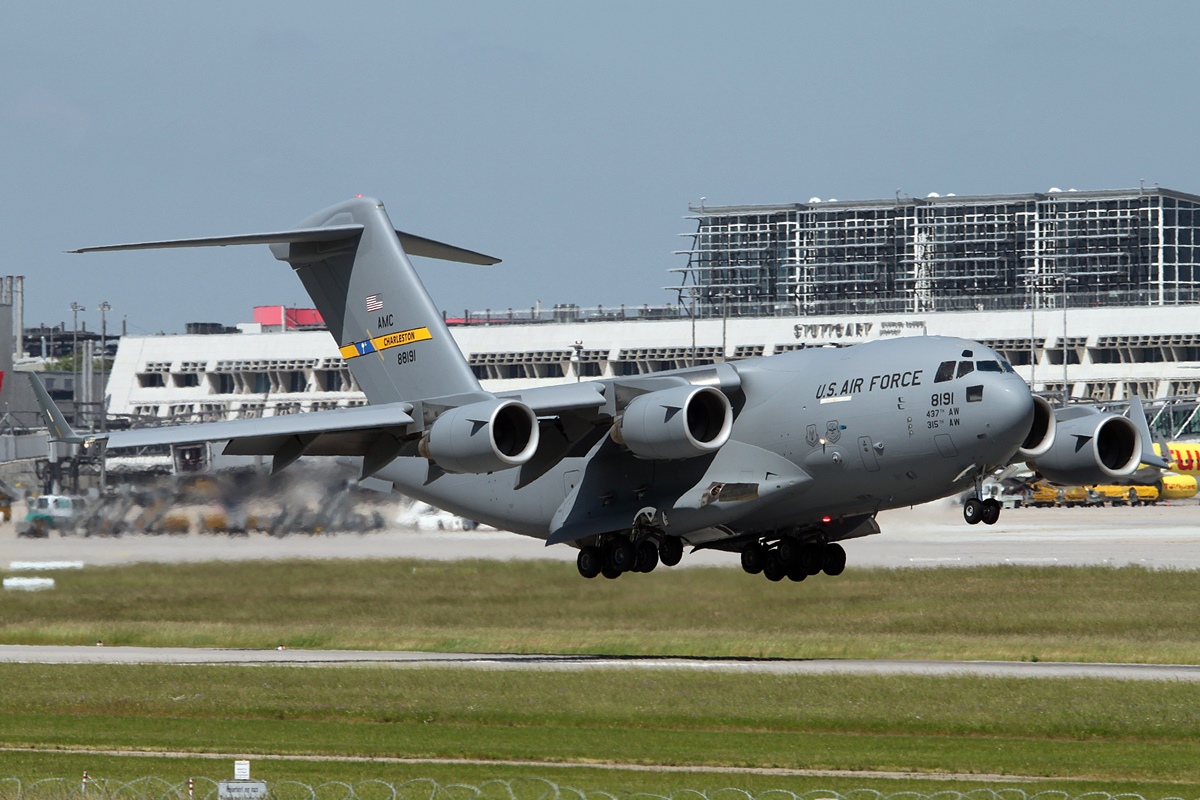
[{"left": 4, "top": 1, "right": 1198, "bottom": 334}]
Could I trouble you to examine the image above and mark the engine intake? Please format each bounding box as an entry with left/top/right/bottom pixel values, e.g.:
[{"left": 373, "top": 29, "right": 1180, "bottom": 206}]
[
  {"left": 1027, "top": 407, "right": 1142, "bottom": 485},
  {"left": 419, "top": 399, "right": 539, "bottom": 474},
  {"left": 613, "top": 385, "right": 733, "bottom": 460},
  {"left": 1017, "top": 394, "right": 1056, "bottom": 459}
]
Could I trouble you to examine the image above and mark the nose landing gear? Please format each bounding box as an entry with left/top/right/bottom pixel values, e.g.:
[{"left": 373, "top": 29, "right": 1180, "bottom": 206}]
[{"left": 963, "top": 496, "right": 1001, "bottom": 525}]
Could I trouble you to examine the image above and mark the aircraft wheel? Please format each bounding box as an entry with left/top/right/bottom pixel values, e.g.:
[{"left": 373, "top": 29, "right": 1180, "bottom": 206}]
[
  {"left": 981, "top": 498, "right": 1001, "bottom": 525},
  {"left": 609, "top": 539, "right": 636, "bottom": 573},
  {"left": 963, "top": 498, "right": 984, "bottom": 525},
  {"left": 659, "top": 536, "right": 684, "bottom": 567},
  {"left": 576, "top": 546, "right": 603, "bottom": 579},
  {"left": 785, "top": 562, "right": 808, "bottom": 582},
  {"left": 600, "top": 561, "right": 622, "bottom": 579},
  {"left": 762, "top": 550, "right": 786, "bottom": 582},
  {"left": 799, "top": 543, "right": 825, "bottom": 575},
  {"left": 776, "top": 538, "right": 799, "bottom": 566},
  {"left": 740, "top": 542, "right": 767, "bottom": 574},
  {"left": 823, "top": 542, "right": 847, "bottom": 576},
  {"left": 634, "top": 540, "right": 659, "bottom": 573}
]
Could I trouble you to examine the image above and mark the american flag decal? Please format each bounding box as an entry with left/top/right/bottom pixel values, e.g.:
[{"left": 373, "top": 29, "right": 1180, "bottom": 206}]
[{"left": 365, "top": 294, "right": 383, "bottom": 312}]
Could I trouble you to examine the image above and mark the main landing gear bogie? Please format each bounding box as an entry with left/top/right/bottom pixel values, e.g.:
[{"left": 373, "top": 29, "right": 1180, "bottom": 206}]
[
  {"left": 577, "top": 534, "right": 679, "bottom": 579},
  {"left": 742, "top": 539, "right": 847, "bottom": 583},
  {"left": 963, "top": 497, "right": 1001, "bottom": 526}
]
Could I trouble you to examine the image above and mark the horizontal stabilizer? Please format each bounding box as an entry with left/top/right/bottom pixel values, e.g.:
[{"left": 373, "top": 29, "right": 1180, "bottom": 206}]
[
  {"left": 397, "top": 231, "right": 501, "bottom": 265},
  {"left": 71, "top": 225, "right": 500, "bottom": 265},
  {"left": 68, "top": 225, "right": 365, "bottom": 253}
]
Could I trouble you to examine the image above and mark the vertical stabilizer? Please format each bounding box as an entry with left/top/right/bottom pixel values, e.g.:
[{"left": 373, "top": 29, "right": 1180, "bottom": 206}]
[{"left": 269, "top": 197, "right": 488, "bottom": 404}]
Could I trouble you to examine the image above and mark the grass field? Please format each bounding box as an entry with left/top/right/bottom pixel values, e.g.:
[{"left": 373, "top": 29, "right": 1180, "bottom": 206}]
[
  {"left": 1, "top": 559, "right": 1199, "bottom": 663},
  {"left": 2, "top": 558, "right": 1199, "bottom": 795},
  {"left": 2, "top": 664, "right": 1200, "bottom": 794}
]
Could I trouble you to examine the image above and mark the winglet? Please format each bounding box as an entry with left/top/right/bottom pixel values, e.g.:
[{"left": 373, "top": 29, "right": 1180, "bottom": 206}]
[
  {"left": 1129, "top": 395, "right": 1170, "bottom": 469},
  {"left": 26, "top": 373, "right": 92, "bottom": 444}
]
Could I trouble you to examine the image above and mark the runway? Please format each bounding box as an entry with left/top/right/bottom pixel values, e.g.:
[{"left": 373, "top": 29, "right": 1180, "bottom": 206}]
[
  {"left": 4, "top": 499, "right": 1200, "bottom": 569},
  {"left": 2, "top": 644, "right": 1198, "bottom": 681}
]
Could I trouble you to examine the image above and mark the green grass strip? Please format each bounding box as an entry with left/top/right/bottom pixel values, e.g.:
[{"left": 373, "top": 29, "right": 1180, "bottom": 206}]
[
  {"left": 1, "top": 560, "right": 1199, "bottom": 663},
  {"left": 1, "top": 665, "right": 1198, "bottom": 784}
]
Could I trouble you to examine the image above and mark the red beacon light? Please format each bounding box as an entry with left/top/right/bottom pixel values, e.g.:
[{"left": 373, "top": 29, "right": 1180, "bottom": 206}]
[{"left": 821, "top": 515, "right": 833, "bottom": 524}]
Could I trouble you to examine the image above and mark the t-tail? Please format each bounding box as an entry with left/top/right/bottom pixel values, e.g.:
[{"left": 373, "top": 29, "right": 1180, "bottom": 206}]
[{"left": 73, "top": 196, "right": 498, "bottom": 405}]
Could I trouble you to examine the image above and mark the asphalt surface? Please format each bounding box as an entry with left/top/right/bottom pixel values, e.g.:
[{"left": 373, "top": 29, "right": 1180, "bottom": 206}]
[
  {"left": 4, "top": 498, "right": 1200, "bottom": 569},
  {"left": 2, "top": 644, "right": 1198, "bottom": 681}
]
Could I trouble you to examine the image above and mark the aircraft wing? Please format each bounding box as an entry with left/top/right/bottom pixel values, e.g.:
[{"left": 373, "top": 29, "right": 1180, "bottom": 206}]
[
  {"left": 28, "top": 373, "right": 414, "bottom": 475},
  {"left": 106, "top": 402, "right": 414, "bottom": 453}
]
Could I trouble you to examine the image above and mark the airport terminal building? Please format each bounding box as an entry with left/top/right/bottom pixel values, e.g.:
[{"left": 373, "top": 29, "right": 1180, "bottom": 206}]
[{"left": 98, "top": 186, "right": 1200, "bottom": 439}]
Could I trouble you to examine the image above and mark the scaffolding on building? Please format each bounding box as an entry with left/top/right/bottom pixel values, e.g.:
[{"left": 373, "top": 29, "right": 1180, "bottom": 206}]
[{"left": 673, "top": 187, "right": 1200, "bottom": 318}]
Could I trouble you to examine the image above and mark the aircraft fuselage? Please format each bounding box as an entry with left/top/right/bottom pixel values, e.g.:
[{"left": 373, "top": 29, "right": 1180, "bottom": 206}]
[{"left": 376, "top": 335, "right": 1034, "bottom": 545}]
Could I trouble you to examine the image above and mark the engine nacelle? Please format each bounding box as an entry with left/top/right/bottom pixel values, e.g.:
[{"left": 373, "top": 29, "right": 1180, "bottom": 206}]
[
  {"left": 1017, "top": 394, "right": 1056, "bottom": 459},
  {"left": 612, "top": 385, "right": 733, "bottom": 460},
  {"left": 1027, "top": 407, "right": 1142, "bottom": 485},
  {"left": 419, "top": 399, "right": 539, "bottom": 474}
]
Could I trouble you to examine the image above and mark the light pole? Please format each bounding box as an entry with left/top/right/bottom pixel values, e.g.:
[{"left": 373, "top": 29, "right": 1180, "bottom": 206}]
[
  {"left": 70, "top": 301, "right": 85, "bottom": 410},
  {"left": 1061, "top": 269, "right": 1072, "bottom": 408},
  {"left": 1028, "top": 267, "right": 1036, "bottom": 392},
  {"left": 99, "top": 301, "right": 111, "bottom": 432}
]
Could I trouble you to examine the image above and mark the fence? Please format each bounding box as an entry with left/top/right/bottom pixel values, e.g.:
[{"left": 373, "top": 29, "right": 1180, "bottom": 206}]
[{"left": 0, "top": 779, "right": 1193, "bottom": 800}]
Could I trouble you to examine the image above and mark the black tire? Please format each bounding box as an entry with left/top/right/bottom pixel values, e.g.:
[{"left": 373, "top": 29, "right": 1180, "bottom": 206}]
[
  {"left": 740, "top": 542, "right": 767, "bottom": 574},
  {"left": 823, "top": 542, "right": 847, "bottom": 576},
  {"left": 601, "top": 561, "right": 622, "bottom": 579},
  {"left": 981, "top": 498, "right": 1001, "bottom": 525},
  {"left": 786, "top": 563, "right": 808, "bottom": 582},
  {"left": 609, "top": 539, "right": 636, "bottom": 573},
  {"left": 576, "top": 546, "right": 603, "bottom": 579},
  {"left": 799, "top": 543, "right": 825, "bottom": 575},
  {"left": 963, "top": 498, "right": 984, "bottom": 525},
  {"left": 658, "top": 536, "right": 684, "bottom": 567},
  {"left": 635, "top": 540, "right": 659, "bottom": 573},
  {"left": 777, "top": 538, "right": 799, "bottom": 566},
  {"left": 763, "top": 550, "right": 786, "bottom": 582}
]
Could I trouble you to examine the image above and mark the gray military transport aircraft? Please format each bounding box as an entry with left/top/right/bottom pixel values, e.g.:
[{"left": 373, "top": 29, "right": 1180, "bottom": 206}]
[{"left": 30, "top": 196, "right": 1167, "bottom": 582}]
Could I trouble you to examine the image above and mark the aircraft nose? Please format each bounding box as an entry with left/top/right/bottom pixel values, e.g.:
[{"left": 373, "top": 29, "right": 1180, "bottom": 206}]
[{"left": 986, "top": 376, "right": 1035, "bottom": 449}]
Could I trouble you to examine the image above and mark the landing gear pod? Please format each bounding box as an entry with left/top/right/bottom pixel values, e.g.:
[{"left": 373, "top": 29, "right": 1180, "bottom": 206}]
[
  {"left": 612, "top": 385, "right": 733, "bottom": 460},
  {"left": 420, "top": 399, "right": 539, "bottom": 474},
  {"left": 1028, "top": 407, "right": 1141, "bottom": 485}
]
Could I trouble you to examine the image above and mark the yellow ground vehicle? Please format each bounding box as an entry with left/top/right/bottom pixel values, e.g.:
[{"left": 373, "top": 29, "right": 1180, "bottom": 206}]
[
  {"left": 1028, "top": 482, "right": 1158, "bottom": 507},
  {"left": 1158, "top": 472, "right": 1199, "bottom": 500},
  {"left": 1087, "top": 484, "right": 1158, "bottom": 506}
]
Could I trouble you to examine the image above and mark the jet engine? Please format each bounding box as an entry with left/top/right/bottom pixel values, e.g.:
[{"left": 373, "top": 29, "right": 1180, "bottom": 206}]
[
  {"left": 419, "top": 399, "right": 539, "bottom": 474},
  {"left": 1026, "top": 405, "right": 1142, "bottom": 485},
  {"left": 1016, "top": 394, "right": 1056, "bottom": 459},
  {"left": 612, "top": 385, "right": 733, "bottom": 460}
]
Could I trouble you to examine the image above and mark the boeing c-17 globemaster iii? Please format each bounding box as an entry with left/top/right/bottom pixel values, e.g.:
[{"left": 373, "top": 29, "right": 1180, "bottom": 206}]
[{"left": 30, "top": 196, "right": 1168, "bottom": 582}]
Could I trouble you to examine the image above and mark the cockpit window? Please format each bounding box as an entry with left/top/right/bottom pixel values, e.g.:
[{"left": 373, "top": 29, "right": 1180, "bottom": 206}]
[
  {"left": 956, "top": 361, "right": 975, "bottom": 378},
  {"left": 975, "top": 360, "right": 1003, "bottom": 373},
  {"left": 934, "top": 360, "right": 956, "bottom": 383}
]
